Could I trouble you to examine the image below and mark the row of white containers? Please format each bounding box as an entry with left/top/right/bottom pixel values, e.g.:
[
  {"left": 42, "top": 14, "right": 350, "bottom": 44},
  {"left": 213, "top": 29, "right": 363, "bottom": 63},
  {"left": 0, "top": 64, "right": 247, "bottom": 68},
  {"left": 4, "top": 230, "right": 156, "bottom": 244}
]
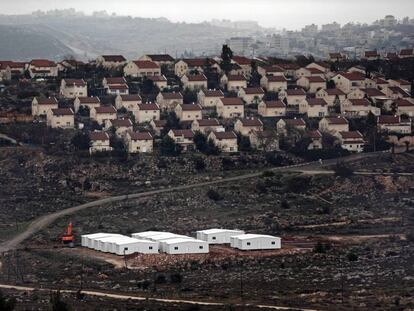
[
  {"left": 81, "top": 229, "right": 281, "bottom": 256},
  {"left": 196, "top": 229, "right": 281, "bottom": 250}
]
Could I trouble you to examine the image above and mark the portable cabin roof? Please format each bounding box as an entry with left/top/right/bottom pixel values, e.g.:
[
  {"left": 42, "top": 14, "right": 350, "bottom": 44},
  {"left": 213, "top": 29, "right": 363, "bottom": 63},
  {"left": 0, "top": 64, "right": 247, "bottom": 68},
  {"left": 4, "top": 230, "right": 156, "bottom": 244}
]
[
  {"left": 132, "top": 231, "right": 172, "bottom": 238},
  {"left": 115, "top": 238, "right": 157, "bottom": 246},
  {"left": 81, "top": 233, "right": 111, "bottom": 239},
  {"left": 197, "top": 229, "right": 244, "bottom": 235},
  {"left": 149, "top": 233, "right": 192, "bottom": 241},
  {"left": 163, "top": 238, "right": 204, "bottom": 244},
  {"left": 234, "top": 234, "right": 278, "bottom": 240}
]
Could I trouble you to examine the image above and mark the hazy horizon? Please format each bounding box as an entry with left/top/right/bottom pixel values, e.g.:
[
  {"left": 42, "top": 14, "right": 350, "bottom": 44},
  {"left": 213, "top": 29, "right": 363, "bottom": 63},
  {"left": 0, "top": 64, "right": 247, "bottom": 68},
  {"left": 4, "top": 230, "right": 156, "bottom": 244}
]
[{"left": 0, "top": 0, "right": 413, "bottom": 29}]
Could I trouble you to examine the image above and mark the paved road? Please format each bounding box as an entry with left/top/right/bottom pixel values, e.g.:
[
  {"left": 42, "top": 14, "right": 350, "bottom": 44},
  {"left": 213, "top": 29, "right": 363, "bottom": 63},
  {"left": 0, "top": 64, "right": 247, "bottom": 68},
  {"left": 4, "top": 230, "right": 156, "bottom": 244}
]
[
  {"left": 0, "top": 284, "right": 320, "bottom": 311},
  {"left": 0, "top": 151, "right": 388, "bottom": 253}
]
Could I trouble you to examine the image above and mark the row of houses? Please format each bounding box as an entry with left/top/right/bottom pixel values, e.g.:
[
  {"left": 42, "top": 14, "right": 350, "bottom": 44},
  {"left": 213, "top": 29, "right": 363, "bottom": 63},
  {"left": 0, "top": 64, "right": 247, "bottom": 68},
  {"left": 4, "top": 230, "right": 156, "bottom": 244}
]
[{"left": 329, "top": 48, "right": 414, "bottom": 61}]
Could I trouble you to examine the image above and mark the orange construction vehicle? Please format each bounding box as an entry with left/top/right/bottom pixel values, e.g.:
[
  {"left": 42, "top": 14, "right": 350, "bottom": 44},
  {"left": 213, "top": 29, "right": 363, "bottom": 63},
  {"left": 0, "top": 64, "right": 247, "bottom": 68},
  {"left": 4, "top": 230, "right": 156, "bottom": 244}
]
[{"left": 62, "top": 222, "right": 75, "bottom": 247}]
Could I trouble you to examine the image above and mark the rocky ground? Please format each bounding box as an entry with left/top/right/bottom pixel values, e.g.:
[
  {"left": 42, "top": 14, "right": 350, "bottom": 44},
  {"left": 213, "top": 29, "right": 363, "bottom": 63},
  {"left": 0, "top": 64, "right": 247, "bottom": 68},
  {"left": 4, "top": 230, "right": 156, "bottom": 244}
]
[{"left": 1, "top": 147, "right": 414, "bottom": 310}]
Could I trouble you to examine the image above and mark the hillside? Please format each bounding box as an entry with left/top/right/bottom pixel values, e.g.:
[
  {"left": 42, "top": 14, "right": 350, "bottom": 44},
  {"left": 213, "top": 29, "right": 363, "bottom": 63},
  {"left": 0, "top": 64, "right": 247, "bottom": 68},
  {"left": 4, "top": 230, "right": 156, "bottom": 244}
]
[
  {"left": 0, "top": 25, "right": 73, "bottom": 60},
  {"left": 0, "top": 14, "right": 259, "bottom": 61}
]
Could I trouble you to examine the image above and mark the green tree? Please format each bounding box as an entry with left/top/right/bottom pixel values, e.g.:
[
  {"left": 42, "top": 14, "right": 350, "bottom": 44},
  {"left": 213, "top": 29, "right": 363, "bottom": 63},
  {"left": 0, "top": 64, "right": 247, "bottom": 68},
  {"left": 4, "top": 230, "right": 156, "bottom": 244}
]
[
  {"left": 237, "top": 135, "right": 251, "bottom": 152},
  {"left": 220, "top": 44, "right": 233, "bottom": 74},
  {"left": 160, "top": 135, "right": 182, "bottom": 156},
  {"left": 50, "top": 291, "right": 70, "bottom": 311},
  {"left": 0, "top": 291, "right": 16, "bottom": 311},
  {"left": 193, "top": 131, "right": 208, "bottom": 152},
  {"left": 71, "top": 132, "right": 90, "bottom": 151}
]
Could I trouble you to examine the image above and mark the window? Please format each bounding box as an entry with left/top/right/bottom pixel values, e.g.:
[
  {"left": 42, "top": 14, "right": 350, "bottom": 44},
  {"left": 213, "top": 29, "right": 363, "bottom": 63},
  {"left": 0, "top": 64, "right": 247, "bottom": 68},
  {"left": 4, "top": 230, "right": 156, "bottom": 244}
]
[
  {"left": 174, "top": 246, "right": 178, "bottom": 250},
  {"left": 271, "top": 241, "right": 276, "bottom": 245},
  {"left": 124, "top": 247, "right": 129, "bottom": 251},
  {"left": 149, "top": 246, "right": 153, "bottom": 250},
  {"left": 199, "top": 246, "right": 204, "bottom": 249},
  {"left": 212, "top": 237, "right": 216, "bottom": 240},
  {"left": 247, "top": 242, "right": 251, "bottom": 246}
]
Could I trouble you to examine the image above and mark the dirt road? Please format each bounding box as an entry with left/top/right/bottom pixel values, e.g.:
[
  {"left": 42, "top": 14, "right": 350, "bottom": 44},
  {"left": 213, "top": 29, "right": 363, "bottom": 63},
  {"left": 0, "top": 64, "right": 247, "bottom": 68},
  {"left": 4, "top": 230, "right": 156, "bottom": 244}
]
[
  {"left": 0, "top": 284, "right": 320, "bottom": 311},
  {"left": 0, "top": 151, "right": 388, "bottom": 253}
]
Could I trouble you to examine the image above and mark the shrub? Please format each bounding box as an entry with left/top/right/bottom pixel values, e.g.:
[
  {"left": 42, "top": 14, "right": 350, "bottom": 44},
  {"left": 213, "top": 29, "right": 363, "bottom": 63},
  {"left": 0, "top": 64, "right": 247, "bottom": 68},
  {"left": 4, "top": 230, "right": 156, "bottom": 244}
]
[
  {"left": 347, "top": 251, "right": 359, "bottom": 262},
  {"left": 334, "top": 161, "right": 354, "bottom": 177},
  {"left": 155, "top": 274, "right": 167, "bottom": 284},
  {"left": 207, "top": 189, "right": 223, "bottom": 201},
  {"left": 280, "top": 199, "right": 290, "bottom": 209},
  {"left": 285, "top": 175, "right": 311, "bottom": 193},
  {"left": 262, "top": 170, "right": 275, "bottom": 177},
  {"left": 170, "top": 273, "right": 183, "bottom": 284},
  {"left": 0, "top": 290, "right": 16, "bottom": 311},
  {"left": 313, "top": 241, "right": 331, "bottom": 253},
  {"left": 193, "top": 156, "right": 206, "bottom": 171}
]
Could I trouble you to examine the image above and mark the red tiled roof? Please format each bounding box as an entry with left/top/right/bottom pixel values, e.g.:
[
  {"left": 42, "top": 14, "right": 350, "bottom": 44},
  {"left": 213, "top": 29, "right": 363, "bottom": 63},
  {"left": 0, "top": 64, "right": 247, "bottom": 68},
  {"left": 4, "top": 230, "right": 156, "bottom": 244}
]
[
  {"left": 179, "top": 104, "right": 202, "bottom": 111},
  {"left": 185, "top": 74, "right": 207, "bottom": 82},
  {"left": 339, "top": 131, "right": 363, "bottom": 139},
  {"left": 325, "top": 88, "right": 346, "bottom": 96},
  {"left": 307, "top": 76, "right": 325, "bottom": 83},
  {"left": 95, "top": 106, "right": 117, "bottom": 114},
  {"left": 133, "top": 60, "right": 160, "bottom": 69},
  {"left": 278, "top": 63, "right": 300, "bottom": 70},
  {"left": 90, "top": 131, "right": 110, "bottom": 141},
  {"left": 101, "top": 55, "right": 126, "bottom": 62},
  {"left": 262, "top": 65, "right": 284, "bottom": 73},
  {"left": 108, "top": 83, "right": 129, "bottom": 90},
  {"left": 147, "top": 75, "right": 167, "bottom": 82},
  {"left": 77, "top": 97, "right": 100, "bottom": 104},
  {"left": 105, "top": 77, "right": 127, "bottom": 84},
  {"left": 63, "top": 79, "right": 86, "bottom": 87},
  {"left": 377, "top": 115, "right": 400, "bottom": 124},
  {"left": 146, "top": 54, "right": 174, "bottom": 62},
  {"left": 128, "top": 131, "right": 153, "bottom": 140},
  {"left": 267, "top": 75, "right": 287, "bottom": 82},
  {"left": 138, "top": 103, "right": 160, "bottom": 110},
  {"left": 171, "top": 129, "right": 194, "bottom": 139},
  {"left": 30, "top": 59, "right": 57, "bottom": 67},
  {"left": 264, "top": 100, "right": 285, "bottom": 108},
  {"left": 307, "top": 67, "right": 324, "bottom": 74},
  {"left": 395, "top": 99, "right": 414, "bottom": 107},
  {"left": 400, "top": 49, "right": 413, "bottom": 56},
  {"left": 181, "top": 58, "right": 216, "bottom": 67},
  {"left": 364, "top": 51, "right": 379, "bottom": 58},
  {"left": 388, "top": 86, "right": 410, "bottom": 97},
  {"left": 349, "top": 98, "right": 371, "bottom": 106},
  {"left": 363, "top": 88, "right": 385, "bottom": 97},
  {"left": 307, "top": 130, "right": 322, "bottom": 139},
  {"left": 337, "top": 72, "right": 366, "bottom": 81},
  {"left": 285, "top": 118, "right": 306, "bottom": 126},
  {"left": 196, "top": 118, "right": 220, "bottom": 126},
  {"left": 51, "top": 108, "right": 73, "bottom": 116},
  {"left": 239, "top": 118, "right": 263, "bottom": 127},
  {"left": 120, "top": 94, "right": 142, "bottom": 101},
  {"left": 307, "top": 98, "right": 327, "bottom": 106},
  {"left": 220, "top": 97, "right": 244, "bottom": 106},
  {"left": 226, "top": 74, "right": 246, "bottom": 81},
  {"left": 233, "top": 56, "right": 251, "bottom": 65},
  {"left": 212, "top": 131, "right": 237, "bottom": 140},
  {"left": 160, "top": 92, "right": 183, "bottom": 100},
  {"left": 324, "top": 116, "right": 348, "bottom": 124},
  {"left": 152, "top": 119, "right": 167, "bottom": 127},
  {"left": 36, "top": 97, "right": 58, "bottom": 105},
  {"left": 202, "top": 89, "right": 223, "bottom": 97},
  {"left": 110, "top": 118, "right": 133, "bottom": 127},
  {"left": 242, "top": 87, "right": 265, "bottom": 95},
  {"left": 286, "top": 89, "right": 306, "bottom": 96},
  {"left": 375, "top": 78, "right": 388, "bottom": 85}
]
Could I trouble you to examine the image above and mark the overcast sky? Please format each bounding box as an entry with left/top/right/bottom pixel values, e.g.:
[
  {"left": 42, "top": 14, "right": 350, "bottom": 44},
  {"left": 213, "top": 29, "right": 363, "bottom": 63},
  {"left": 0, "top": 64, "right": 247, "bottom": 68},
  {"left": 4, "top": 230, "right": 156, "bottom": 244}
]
[{"left": 1, "top": 0, "right": 413, "bottom": 29}]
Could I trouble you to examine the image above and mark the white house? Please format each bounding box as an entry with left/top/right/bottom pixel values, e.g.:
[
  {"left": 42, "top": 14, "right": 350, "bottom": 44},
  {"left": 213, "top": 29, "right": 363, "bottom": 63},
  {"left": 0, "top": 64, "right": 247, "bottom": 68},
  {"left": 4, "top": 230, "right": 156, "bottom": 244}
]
[
  {"left": 220, "top": 74, "right": 247, "bottom": 91},
  {"left": 32, "top": 97, "right": 58, "bottom": 116},
  {"left": 181, "top": 74, "right": 208, "bottom": 90},
  {"left": 112, "top": 237, "right": 158, "bottom": 255},
  {"left": 115, "top": 94, "right": 142, "bottom": 111},
  {"left": 230, "top": 234, "right": 281, "bottom": 250},
  {"left": 96, "top": 55, "right": 127, "bottom": 69},
  {"left": 157, "top": 92, "right": 183, "bottom": 111},
  {"left": 46, "top": 108, "right": 75, "bottom": 129},
  {"left": 237, "top": 87, "right": 265, "bottom": 104},
  {"left": 196, "top": 229, "right": 245, "bottom": 244},
  {"left": 74, "top": 96, "right": 101, "bottom": 113},
  {"left": 125, "top": 131, "right": 154, "bottom": 153},
  {"left": 260, "top": 75, "right": 288, "bottom": 92},
  {"left": 162, "top": 238, "right": 209, "bottom": 254},
  {"left": 123, "top": 60, "right": 160, "bottom": 78},
  {"left": 90, "top": 106, "right": 117, "bottom": 125},
  {"left": 135, "top": 103, "right": 160, "bottom": 123},
  {"left": 197, "top": 89, "right": 224, "bottom": 108},
  {"left": 60, "top": 79, "right": 87, "bottom": 99},
  {"left": 337, "top": 131, "right": 365, "bottom": 153},
  {"left": 89, "top": 131, "right": 112, "bottom": 154}
]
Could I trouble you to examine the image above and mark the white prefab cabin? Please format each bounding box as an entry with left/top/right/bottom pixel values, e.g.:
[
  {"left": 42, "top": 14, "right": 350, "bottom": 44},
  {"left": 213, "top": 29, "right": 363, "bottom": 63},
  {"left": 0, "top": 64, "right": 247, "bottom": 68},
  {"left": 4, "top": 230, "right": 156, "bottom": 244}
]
[
  {"left": 81, "top": 233, "right": 121, "bottom": 249},
  {"left": 196, "top": 229, "right": 245, "bottom": 244},
  {"left": 230, "top": 234, "right": 281, "bottom": 250},
  {"left": 131, "top": 231, "right": 172, "bottom": 239},
  {"left": 97, "top": 236, "right": 129, "bottom": 253},
  {"left": 113, "top": 238, "right": 158, "bottom": 255},
  {"left": 90, "top": 234, "right": 123, "bottom": 250},
  {"left": 162, "top": 238, "right": 209, "bottom": 254}
]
